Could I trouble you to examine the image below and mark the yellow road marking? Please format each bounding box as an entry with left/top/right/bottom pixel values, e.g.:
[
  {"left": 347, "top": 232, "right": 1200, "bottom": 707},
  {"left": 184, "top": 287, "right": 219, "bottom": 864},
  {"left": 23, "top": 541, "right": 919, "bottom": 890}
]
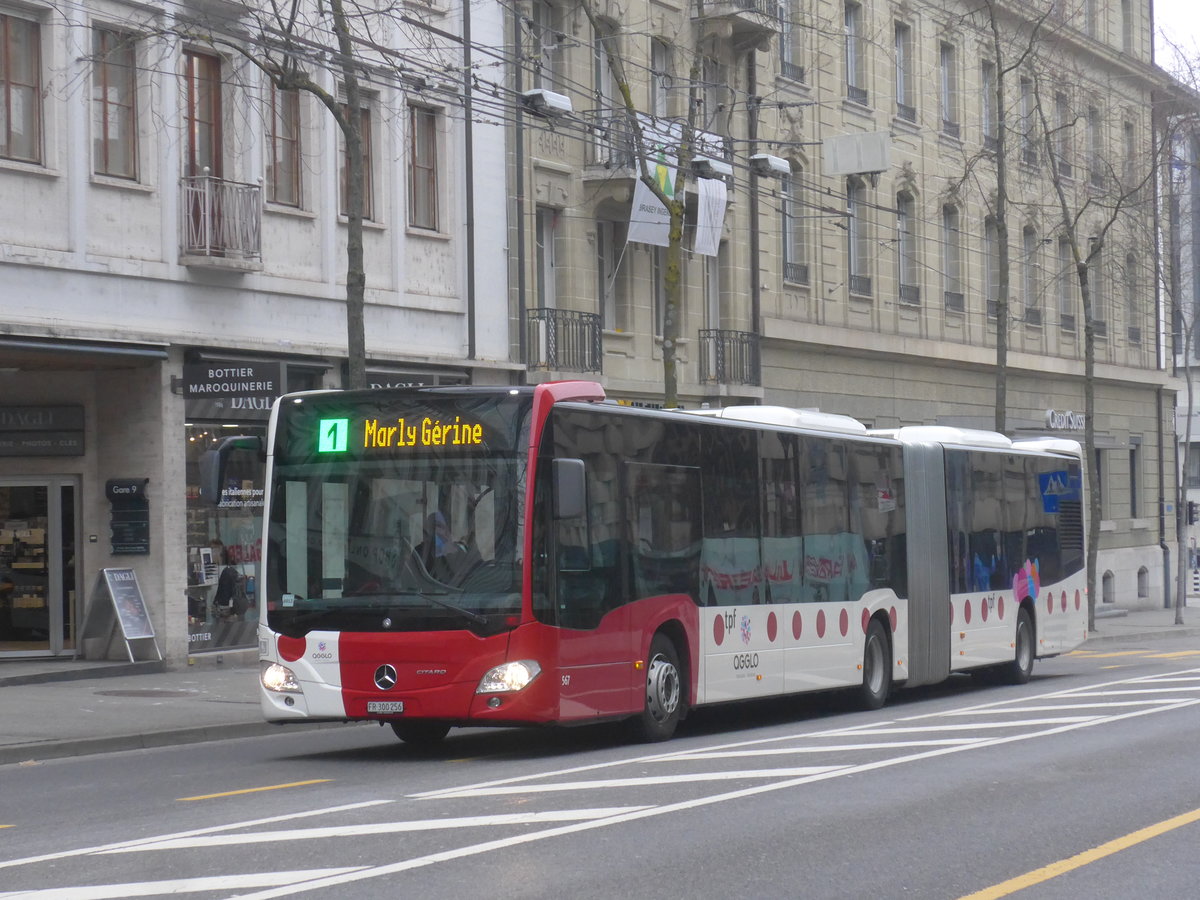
[
  {"left": 960, "top": 806, "right": 1200, "bottom": 899},
  {"left": 177, "top": 779, "right": 332, "bottom": 802},
  {"left": 1071, "top": 650, "right": 1152, "bottom": 659},
  {"left": 1146, "top": 650, "right": 1200, "bottom": 658},
  {"left": 0, "top": 824, "right": 13, "bottom": 829}
]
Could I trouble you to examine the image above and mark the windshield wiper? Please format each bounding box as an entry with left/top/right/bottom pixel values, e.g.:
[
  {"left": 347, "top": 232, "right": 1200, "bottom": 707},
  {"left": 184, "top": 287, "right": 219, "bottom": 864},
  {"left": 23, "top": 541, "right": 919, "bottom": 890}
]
[{"left": 419, "top": 592, "right": 489, "bottom": 627}]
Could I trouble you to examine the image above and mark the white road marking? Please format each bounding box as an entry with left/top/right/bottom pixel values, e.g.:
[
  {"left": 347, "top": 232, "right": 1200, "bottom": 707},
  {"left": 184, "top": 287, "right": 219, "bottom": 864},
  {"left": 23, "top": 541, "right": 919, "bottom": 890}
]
[
  {"left": 424, "top": 766, "right": 848, "bottom": 799},
  {"left": 0, "top": 801, "right": 390, "bottom": 871},
  {"left": 105, "top": 808, "right": 652, "bottom": 852},
  {"left": 0, "top": 870, "right": 364, "bottom": 899},
  {"left": 228, "top": 696, "right": 1200, "bottom": 899}
]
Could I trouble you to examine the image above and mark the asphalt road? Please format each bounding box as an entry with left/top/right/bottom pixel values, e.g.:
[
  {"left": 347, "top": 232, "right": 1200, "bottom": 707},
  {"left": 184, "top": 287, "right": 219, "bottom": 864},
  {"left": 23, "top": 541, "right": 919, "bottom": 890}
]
[{"left": 4, "top": 640, "right": 1200, "bottom": 899}]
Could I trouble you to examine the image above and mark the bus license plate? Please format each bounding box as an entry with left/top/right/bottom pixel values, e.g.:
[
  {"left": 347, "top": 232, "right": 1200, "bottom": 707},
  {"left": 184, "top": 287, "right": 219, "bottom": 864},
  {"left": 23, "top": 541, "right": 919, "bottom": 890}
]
[{"left": 367, "top": 701, "right": 405, "bottom": 713}]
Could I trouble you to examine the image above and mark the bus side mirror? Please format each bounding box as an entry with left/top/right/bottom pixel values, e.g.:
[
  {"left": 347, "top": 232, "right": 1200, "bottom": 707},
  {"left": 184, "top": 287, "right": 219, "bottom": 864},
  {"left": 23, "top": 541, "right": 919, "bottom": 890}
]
[
  {"left": 552, "top": 458, "right": 586, "bottom": 520},
  {"left": 199, "top": 435, "right": 264, "bottom": 505}
]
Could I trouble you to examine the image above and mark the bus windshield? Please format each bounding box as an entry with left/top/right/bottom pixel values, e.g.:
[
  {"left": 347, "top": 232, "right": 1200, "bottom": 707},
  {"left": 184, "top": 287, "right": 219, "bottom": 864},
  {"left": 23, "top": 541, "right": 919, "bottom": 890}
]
[{"left": 264, "top": 391, "right": 530, "bottom": 636}]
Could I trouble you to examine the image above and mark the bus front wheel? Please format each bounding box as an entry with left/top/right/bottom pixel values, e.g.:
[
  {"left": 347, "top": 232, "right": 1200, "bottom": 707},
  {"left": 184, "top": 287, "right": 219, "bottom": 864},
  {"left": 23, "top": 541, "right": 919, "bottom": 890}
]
[
  {"left": 391, "top": 720, "right": 451, "bottom": 746},
  {"left": 1001, "top": 607, "right": 1035, "bottom": 685},
  {"left": 633, "top": 634, "right": 683, "bottom": 742},
  {"left": 857, "top": 618, "right": 891, "bottom": 710}
]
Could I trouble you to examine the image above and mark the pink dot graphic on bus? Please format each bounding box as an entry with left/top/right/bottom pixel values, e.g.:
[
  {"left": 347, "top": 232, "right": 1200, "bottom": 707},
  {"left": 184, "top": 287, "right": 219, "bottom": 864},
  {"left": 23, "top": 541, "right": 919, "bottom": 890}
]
[
  {"left": 816, "top": 610, "right": 826, "bottom": 638},
  {"left": 981, "top": 599, "right": 988, "bottom": 622},
  {"left": 1046, "top": 592, "right": 1053, "bottom": 614},
  {"left": 792, "top": 611, "right": 802, "bottom": 640},
  {"left": 861, "top": 608, "right": 871, "bottom": 634},
  {"left": 1075, "top": 590, "right": 1082, "bottom": 610},
  {"left": 713, "top": 614, "right": 725, "bottom": 646},
  {"left": 964, "top": 599, "right": 972, "bottom": 624},
  {"left": 1061, "top": 591, "right": 1067, "bottom": 612},
  {"left": 889, "top": 606, "right": 897, "bottom": 632},
  {"left": 997, "top": 596, "right": 1005, "bottom": 619},
  {"left": 767, "top": 612, "right": 778, "bottom": 642},
  {"left": 839, "top": 608, "right": 849, "bottom": 637}
]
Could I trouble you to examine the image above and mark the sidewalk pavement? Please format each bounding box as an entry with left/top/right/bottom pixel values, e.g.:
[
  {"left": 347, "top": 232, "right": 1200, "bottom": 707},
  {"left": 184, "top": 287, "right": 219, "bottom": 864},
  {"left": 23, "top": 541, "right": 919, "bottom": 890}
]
[{"left": 3, "top": 606, "right": 1199, "bottom": 765}]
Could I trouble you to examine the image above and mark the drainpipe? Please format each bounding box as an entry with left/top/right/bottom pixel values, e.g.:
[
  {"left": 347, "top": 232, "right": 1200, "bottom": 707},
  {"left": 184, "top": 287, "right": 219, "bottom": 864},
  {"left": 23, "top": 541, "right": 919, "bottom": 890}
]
[{"left": 464, "top": 0, "right": 476, "bottom": 361}]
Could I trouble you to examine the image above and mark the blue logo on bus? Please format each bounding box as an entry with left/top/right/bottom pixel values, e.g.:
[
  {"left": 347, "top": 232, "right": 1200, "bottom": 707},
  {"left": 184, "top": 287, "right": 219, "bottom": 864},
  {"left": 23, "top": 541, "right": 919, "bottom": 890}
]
[{"left": 1039, "top": 470, "right": 1081, "bottom": 513}]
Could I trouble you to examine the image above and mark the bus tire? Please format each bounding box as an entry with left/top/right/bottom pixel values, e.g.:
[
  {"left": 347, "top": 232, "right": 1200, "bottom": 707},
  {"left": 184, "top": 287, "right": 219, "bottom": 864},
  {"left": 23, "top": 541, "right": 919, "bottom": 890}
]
[
  {"left": 633, "top": 634, "right": 683, "bottom": 742},
  {"left": 1001, "top": 607, "right": 1035, "bottom": 685},
  {"left": 857, "top": 618, "right": 891, "bottom": 710},
  {"left": 390, "top": 721, "right": 451, "bottom": 746}
]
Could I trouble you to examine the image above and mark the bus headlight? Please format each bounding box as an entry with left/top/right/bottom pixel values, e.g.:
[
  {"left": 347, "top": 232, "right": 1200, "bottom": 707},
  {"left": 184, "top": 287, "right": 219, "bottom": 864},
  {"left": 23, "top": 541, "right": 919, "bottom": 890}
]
[
  {"left": 476, "top": 660, "right": 541, "bottom": 693},
  {"left": 261, "top": 662, "right": 302, "bottom": 693}
]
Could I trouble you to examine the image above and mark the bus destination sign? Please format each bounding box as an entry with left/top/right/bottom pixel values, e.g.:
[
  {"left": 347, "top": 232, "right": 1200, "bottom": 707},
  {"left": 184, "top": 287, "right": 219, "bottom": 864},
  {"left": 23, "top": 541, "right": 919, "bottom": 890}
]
[{"left": 317, "top": 416, "right": 485, "bottom": 453}]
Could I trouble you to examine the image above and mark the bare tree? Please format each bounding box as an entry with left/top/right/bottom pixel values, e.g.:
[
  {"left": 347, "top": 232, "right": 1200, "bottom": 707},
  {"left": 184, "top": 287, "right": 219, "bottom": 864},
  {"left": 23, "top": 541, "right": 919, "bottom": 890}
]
[
  {"left": 179, "top": 1, "right": 449, "bottom": 390},
  {"left": 1030, "top": 68, "right": 1164, "bottom": 631}
]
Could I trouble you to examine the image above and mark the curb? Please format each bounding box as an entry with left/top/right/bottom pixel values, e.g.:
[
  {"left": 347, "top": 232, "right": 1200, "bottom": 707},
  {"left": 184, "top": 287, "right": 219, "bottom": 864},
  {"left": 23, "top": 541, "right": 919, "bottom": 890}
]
[{"left": 0, "top": 720, "right": 355, "bottom": 767}]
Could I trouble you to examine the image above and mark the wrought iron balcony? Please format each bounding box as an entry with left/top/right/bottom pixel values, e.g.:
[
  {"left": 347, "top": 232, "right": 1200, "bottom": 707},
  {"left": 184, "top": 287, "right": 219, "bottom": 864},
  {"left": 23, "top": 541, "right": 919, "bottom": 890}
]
[
  {"left": 583, "top": 113, "right": 637, "bottom": 170},
  {"left": 699, "top": 329, "right": 761, "bottom": 387},
  {"left": 525, "top": 308, "right": 602, "bottom": 373},
  {"left": 181, "top": 173, "right": 262, "bottom": 268},
  {"left": 694, "top": 0, "right": 782, "bottom": 46}
]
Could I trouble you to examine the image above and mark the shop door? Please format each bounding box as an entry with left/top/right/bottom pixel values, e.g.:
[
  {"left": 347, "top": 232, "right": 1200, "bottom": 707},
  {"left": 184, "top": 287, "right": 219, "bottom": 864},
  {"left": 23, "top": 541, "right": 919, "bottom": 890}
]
[{"left": 0, "top": 478, "right": 80, "bottom": 657}]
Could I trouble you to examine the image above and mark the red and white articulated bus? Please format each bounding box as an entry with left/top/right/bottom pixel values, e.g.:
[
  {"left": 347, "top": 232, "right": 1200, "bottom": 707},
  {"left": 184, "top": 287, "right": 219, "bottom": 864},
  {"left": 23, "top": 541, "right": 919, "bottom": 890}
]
[{"left": 212, "top": 381, "right": 1087, "bottom": 745}]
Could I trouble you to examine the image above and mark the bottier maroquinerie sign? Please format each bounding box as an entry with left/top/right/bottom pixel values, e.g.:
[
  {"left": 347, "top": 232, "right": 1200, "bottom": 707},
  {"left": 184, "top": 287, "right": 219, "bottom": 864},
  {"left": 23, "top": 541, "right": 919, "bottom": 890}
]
[{"left": 183, "top": 362, "right": 282, "bottom": 420}]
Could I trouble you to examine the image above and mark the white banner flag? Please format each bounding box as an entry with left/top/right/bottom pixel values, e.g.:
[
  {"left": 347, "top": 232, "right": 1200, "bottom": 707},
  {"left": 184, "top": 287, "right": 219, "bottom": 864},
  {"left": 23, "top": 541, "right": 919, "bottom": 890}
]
[
  {"left": 628, "top": 178, "right": 672, "bottom": 247},
  {"left": 692, "top": 177, "right": 727, "bottom": 257}
]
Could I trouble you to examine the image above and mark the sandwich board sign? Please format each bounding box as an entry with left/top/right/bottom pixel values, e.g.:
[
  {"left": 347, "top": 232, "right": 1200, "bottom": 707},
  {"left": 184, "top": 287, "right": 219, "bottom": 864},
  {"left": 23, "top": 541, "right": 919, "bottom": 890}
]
[{"left": 80, "top": 568, "right": 162, "bottom": 662}]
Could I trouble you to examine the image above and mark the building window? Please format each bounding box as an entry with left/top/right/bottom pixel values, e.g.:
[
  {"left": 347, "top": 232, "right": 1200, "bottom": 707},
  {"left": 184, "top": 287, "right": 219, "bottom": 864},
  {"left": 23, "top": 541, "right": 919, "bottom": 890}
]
[
  {"left": 409, "top": 105, "right": 438, "bottom": 230},
  {"left": 942, "top": 204, "right": 963, "bottom": 311},
  {"left": 939, "top": 42, "right": 959, "bottom": 137},
  {"left": 847, "top": 176, "right": 871, "bottom": 296},
  {"left": 536, "top": 205, "right": 558, "bottom": 310},
  {"left": 184, "top": 51, "right": 222, "bottom": 179},
  {"left": 92, "top": 29, "right": 137, "bottom": 179},
  {"left": 704, "top": 249, "right": 724, "bottom": 329},
  {"left": 1129, "top": 443, "right": 1139, "bottom": 518},
  {"left": 1020, "top": 76, "right": 1037, "bottom": 165},
  {"left": 699, "top": 56, "right": 726, "bottom": 132},
  {"left": 650, "top": 39, "right": 671, "bottom": 118},
  {"left": 266, "top": 84, "right": 301, "bottom": 206},
  {"left": 597, "top": 218, "right": 628, "bottom": 331},
  {"left": 894, "top": 23, "right": 914, "bottom": 121},
  {"left": 1087, "top": 106, "right": 1103, "bottom": 186},
  {"left": 339, "top": 102, "right": 374, "bottom": 221},
  {"left": 845, "top": 2, "right": 867, "bottom": 104},
  {"left": 1125, "top": 252, "right": 1141, "bottom": 343},
  {"left": 781, "top": 0, "right": 805, "bottom": 81},
  {"left": 1089, "top": 244, "right": 1106, "bottom": 336},
  {"left": 1022, "top": 225, "right": 1041, "bottom": 324},
  {"left": 1, "top": 13, "right": 41, "bottom": 164},
  {"left": 981, "top": 61, "right": 998, "bottom": 150},
  {"left": 1121, "top": 0, "right": 1133, "bottom": 54},
  {"left": 1054, "top": 92, "right": 1072, "bottom": 177},
  {"left": 530, "top": 0, "right": 564, "bottom": 91},
  {"left": 782, "top": 170, "right": 808, "bottom": 284},
  {"left": 1058, "top": 237, "right": 1075, "bottom": 331},
  {"left": 897, "top": 192, "right": 918, "bottom": 303},
  {"left": 984, "top": 216, "right": 999, "bottom": 317}
]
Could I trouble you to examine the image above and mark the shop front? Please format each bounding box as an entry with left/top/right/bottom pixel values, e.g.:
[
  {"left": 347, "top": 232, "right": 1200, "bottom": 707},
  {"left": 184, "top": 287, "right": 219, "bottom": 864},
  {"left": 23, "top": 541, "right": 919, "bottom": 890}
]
[
  {"left": 182, "top": 355, "right": 326, "bottom": 652},
  {"left": 0, "top": 477, "right": 79, "bottom": 657}
]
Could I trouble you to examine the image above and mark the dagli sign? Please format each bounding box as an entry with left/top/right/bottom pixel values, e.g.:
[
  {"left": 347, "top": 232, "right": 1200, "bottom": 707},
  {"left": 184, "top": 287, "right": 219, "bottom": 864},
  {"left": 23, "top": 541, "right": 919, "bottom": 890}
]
[{"left": 1045, "top": 409, "right": 1085, "bottom": 431}]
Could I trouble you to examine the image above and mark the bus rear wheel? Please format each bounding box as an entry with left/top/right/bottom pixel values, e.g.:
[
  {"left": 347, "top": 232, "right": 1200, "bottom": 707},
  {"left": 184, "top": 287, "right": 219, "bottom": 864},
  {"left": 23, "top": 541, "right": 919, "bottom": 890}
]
[
  {"left": 633, "top": 634, "right": 683, "bottom": 742},
  {"left": 857, "top": 618, "right": 891, "bottom": 710},
  {"left": 390, "top": 720, "right": 451, "bottom": 746}
]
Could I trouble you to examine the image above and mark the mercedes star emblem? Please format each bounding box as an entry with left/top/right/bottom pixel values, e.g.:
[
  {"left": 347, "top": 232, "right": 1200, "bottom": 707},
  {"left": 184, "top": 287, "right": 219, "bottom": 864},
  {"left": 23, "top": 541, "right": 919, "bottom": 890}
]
[{"left": 373, "top": 664, "right": 398, "bottom": 691}]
